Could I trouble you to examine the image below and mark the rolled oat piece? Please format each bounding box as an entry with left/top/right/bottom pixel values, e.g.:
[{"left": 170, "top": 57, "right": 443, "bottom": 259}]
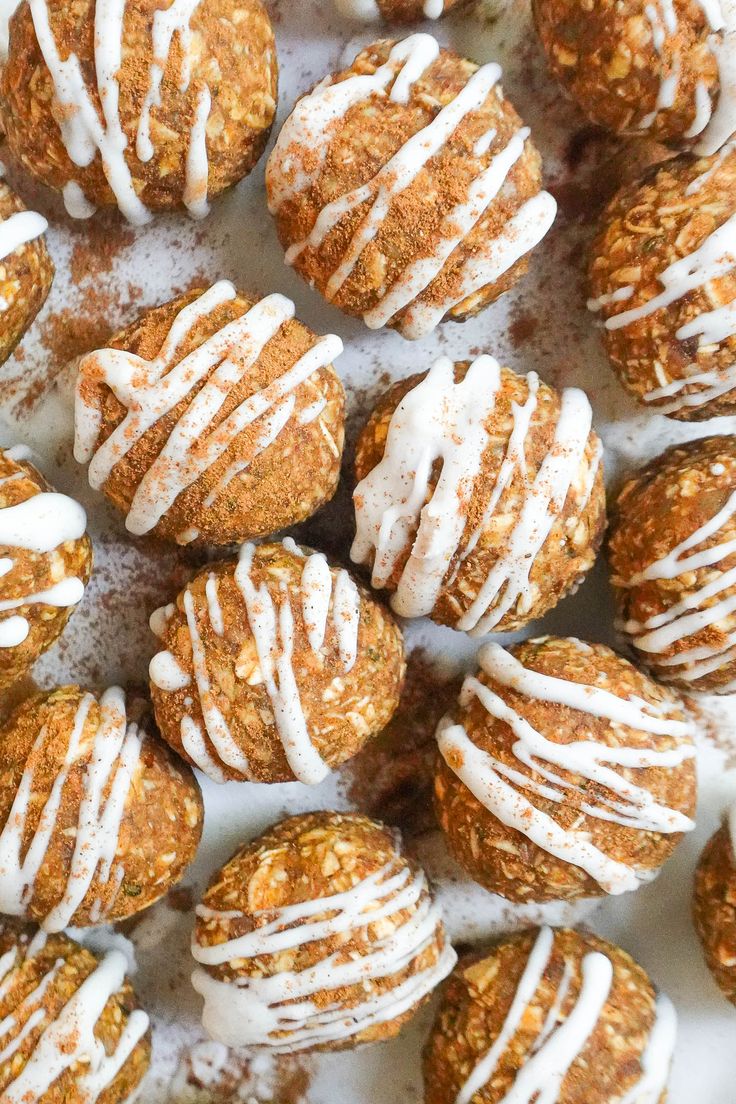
[
  {"left": 424, "top": 925, "right": 676, "bottom": 1104},
  {"left": 149, "top": 540, "right": 405, "bottom": 784},
  {"left": 434, "top": 636, "right": 696, "bottom": 902},
  {"left": 608, "top": 436, "right": 736, "bottom": 693},
  {"left": 589, "top": 149, "right": 736, "bottom": 420},
  {"left": 0, "top": 178, "right": 52, "bottom": 365},
  {"left": 266, "top": 35, "right": 556, "bottom": 340},
  {"left": 1, "top": 0, "right": 278, "bottom": 224},
  {"left": 74, "top": 281, "right": 345, "bottom": 546},
  {"left": 352, "top": 356, "right": 605, "bottom": 633},
  {"left": 0, "top": 685, "right": 203, "bottom": 930},
  {"left": 191, "top": 810, "right": 456, "bottom": 1051},
  {"left": 693, "top": 803, "right": 736, "bottom": 1005}
]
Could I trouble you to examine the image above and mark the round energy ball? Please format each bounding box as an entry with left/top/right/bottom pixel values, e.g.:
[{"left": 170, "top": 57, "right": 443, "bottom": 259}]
[
  {"left": 693, "top": 805, "right": 736, "bottom": 1005},
  {"left": 533, "top": 0, "right": 735, "bottom": 152},
  {"left": 149, "top": 539, "right": 406, "bottom": 784},
  {"left": 74, "top": 281, "right": 345, "bottom": 546},
  {"left": 423, "top": 925, "right": 677, "bottom": 1104},
  {"left": 334, "top": 0, "right": 464, "bottom": 20},
  {"left": 589, "top": 148, "right": 736, "bottom": 420},
  {"left": 0, "top": 922, "right": 150, "bottom": 1102},
  {"left": 0, "top": 179, "right": 53, "bottom": 365},
  {"left": 0, "top": 684, "right": 204, "bottom": 930},
  {"left": 608, "top": 435, "right": 736, "bottom": 693},
  {"left": 191, "top": 810, "right": 456, "bottom": 1052},
  {"left": 352, "top": 355, "right": 605, "bottom": 633},
  {"left": 1, "top": 0, "right": 278, "bottom": 224},
  {"left": 266, "top": 35, "right": 556, "bottom": 340},
  {"left": 434, "top": 636, "right": 696, "bottom": 902},
  {"left": 0, "top": 446, "right": 92, "bottom": 689}
]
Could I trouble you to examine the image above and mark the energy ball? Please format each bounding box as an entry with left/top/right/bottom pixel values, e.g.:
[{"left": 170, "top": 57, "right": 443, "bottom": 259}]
[
  {"left": 191, "top": 810, "right": 456, "bottom": 1051},
  {"left": 589, "top": 148, "right": 736, "bottom": 420},
  {"left": 334, "top": 0, "right": 464, "bottom": 20},
  {"left": 0, "top": 684, "right": 204, "bottom": 930},
  {"left": 0, "top": 445, "right": 92, "bottom": 689},
  {"left": 74, "top": 281, "right": 345, "bottom": 546},
  {"left": 693, "top": 804, "right": 736, "bottom": 1004},
  {"left": 0, "top": 922, "right": 150, "bottom": 1101},
  {"left": 266, "top": 35, "right": 556, "bottom": 340},
  {"left": 1, "top": 0, "right": 277, "bottom": 224},
  {"left": 435, "top": 636, "right": 696, "bottom": 902},
  {"left": 149, "top": 539, "right": 405, "bottom": 785},
  {"left": 608, "top": 435, "right": 736, "bottom": 693},
  {"left": 352, "top": 355, "right": 605, "bottom": 633},
  {"left": 533, "top": 0, "right": 735, "bottom": 151},
  {"left": 0, "top": 179, "right": 53, "bottom": 365},
  {"left": 424, "top": 925, "right": 677, "bottom": 1104}
]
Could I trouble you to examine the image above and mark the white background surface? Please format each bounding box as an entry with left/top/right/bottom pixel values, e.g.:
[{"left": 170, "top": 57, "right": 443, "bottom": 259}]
[{"left": 0, "top": 0, "right": 735, "bottom": 1099}]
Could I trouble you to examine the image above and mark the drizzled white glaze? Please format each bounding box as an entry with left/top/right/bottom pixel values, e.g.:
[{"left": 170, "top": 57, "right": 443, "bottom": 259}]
[
  {"left": 0, "top": 940, "right": 148, "bottom": 1102},
  {"left": 74, "top": 281, "right": 342, "bottom": 539},
  {"left": 455, "top": 926, "right": 675, "bottom": 1104},
  {"left": 436, "top": 641, "right": 695, "bottom": 895},
  {"left": 352, "top": 358, "right": 598, "bottom": 632},
  {"left": 267, "top": 34, "right": 556, "bottom": 339},
  {"left": 0, "top": 687, "right": 143, "bottom": 931},
  {"left": 0, "top": 209, "right": 47, "bottom": 263},
  {"left": 334, "top": 0, "right": 445, "bottom": 18},
  {"left": 149, "top": 540, "right": 362, "bottom": 784},
  {"left": 27, "top": 0, "right": 210, "bottom": 223},
  {"left": 618, "top": 483, "right": 736, "bottom": 689},
  {"left": 0, "top": 457, "right": 88, "bottom": 650},
  {"left": 191, "top": 859, "right": 456, "bottom": 1051}
]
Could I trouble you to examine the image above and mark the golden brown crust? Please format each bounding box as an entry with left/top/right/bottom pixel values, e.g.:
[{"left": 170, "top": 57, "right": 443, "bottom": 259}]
[
  {"left": 150, "top": 542, "right": 406, "bottom": 783},
  {"left": 423, "top": 927, "right": 666, "bottom": 1104},
  {"left": 533, "top": 0, "right": 719, "bottom": 143},
  {"left": 693, "top": 821, "right": 736, "bottom": 1005},
  {"left": 434, "top": 637, "right": 696, "bottom": 902},
  {"left": 0, "top": 181, "right": 53, "bottom": 365},
  {"left": 608, "top": 436, "right": 736, "bottom": 693},
  {"left": 354, "top": 362, "right": 605, "bottom": 632},
  {"left": 268, "top": 41, "right": 546, "bottom": 335},
  {"left": 0, "top": 450, "right": 92, "bottom": 689},
  {"left": 1, "top": 0, "right": 278, "bottom": 215},
  {"left": 0, "top": 922, "right": 151, "bottom": 1103},
  {"left": 195, "top": 810, "right": 449, "bottom": 1051},
  {"left": 0, "top": 686, "right": 204, "bottom": 927},
  {"left": 589, "top": 150, "right": 736, "bottom": 420},
  {"left": 76, "top": 287, "right": 345, "bottom": 545}
]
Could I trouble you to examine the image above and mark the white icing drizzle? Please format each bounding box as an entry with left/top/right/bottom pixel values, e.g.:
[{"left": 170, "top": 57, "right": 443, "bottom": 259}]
[
  {"left": 436, "top": 641, "right": 695, "bottom": 895},
  {"left": 27, "top": 0, "right": 210, "bottom": 223},
  {"left": 334, "top": 0, "right": 445, "bottom": 18},
  {"left": 74, "top": 280, "right": 343, "bottom": 538},
  {"left": 0, "top": 461, "right": 88, "bottom": 650},
  {"left": 267, "top": 34, "right": 556, "bottom": 338},
  {"left": 0, "top": 210, "right": 47, "bottom": 263},
  {"left": 353, "top": 359, "right": 598, "bottom": 632},
  {"left": 618, "top": 484, "right": 736, "bottom": 687},
  {"left": 0, "top": 945, "right": 148, "bottom": 1103},
  {"left": 149, "top": 540, "right": 362, "bottom": 784},
  {"left": 191, "top": 859, "right": 456, "bottom": 1051},
  {"left": 455, "top": 927, "right": 675, "bottom": 1104},
  {"left": 0, "top": 687, "right": 144, "bottom": 932}
]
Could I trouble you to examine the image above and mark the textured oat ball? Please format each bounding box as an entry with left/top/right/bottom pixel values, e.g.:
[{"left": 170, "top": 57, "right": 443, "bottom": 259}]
[
  {"left": 334, "top": 0, "right": 465, "bottom": 21},
  {"left": 149, "top": 540, "right": 405, "bottom": 784},
  {"left": 0, "top": 446, "right": 92, "bottom": 689},
  {"left": 191, "top": 810, "right": 456, "bottom": 1052},
  {"left": 533, "top": 0, "right": 731, "bottom": 150},
  {"left": 352, "top": 356, "right": 605, "bottom": 633},
  {"left": 1, "top": 0, "right": 277, "bottom": 223},
  {"left": 0, "top": 684, "right": 203, "bottom": 930},
  {"left": 266, "top": 35, "right": 556, "bottom": 340},
  {"left": 0, "top": 180, "right": 53, "bottom": 364},
  {"left": 434, "top": 636, "right": 696, "bottom": 902},
  {"left": 424, "top": 926, "right": 676, "bottom": 1104},
  {"left": 74, "top": 281, "right": 345, "bottom": 545},
  {"left": 0, "top": 922, "right": 150, "bottom": 1102},
  {"left": 609, "top": 436, "right": 736, "bottom": 693},
  {"left": 589, "top": 149, "right": 736, "bottom": 420},
  {"left": 693, "top": 808, "right": 736, "bottom": 1005}
]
